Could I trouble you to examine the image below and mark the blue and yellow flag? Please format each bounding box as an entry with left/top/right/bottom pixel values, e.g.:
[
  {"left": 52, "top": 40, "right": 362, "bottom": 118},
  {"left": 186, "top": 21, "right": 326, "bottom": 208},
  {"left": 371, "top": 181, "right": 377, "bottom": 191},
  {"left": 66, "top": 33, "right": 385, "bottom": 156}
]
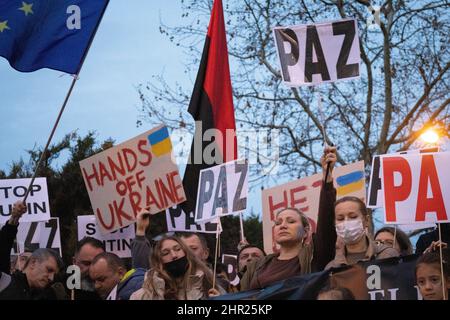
[
  {"left": 0, "top": 0, "right": 109, "bottom": 74},
  {"left": 336, "top": 170, "right": 365, "bottom": 196},
  {"left": 148, "top": 126, "right": 172, "bottom": 157}
]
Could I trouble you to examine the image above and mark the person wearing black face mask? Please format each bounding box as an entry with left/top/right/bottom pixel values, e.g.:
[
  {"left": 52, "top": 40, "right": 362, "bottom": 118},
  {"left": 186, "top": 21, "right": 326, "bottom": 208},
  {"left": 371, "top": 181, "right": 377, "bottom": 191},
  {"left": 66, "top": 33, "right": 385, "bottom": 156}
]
[{"left": 130, "top": 235, "right": 225, "bottom": 300}]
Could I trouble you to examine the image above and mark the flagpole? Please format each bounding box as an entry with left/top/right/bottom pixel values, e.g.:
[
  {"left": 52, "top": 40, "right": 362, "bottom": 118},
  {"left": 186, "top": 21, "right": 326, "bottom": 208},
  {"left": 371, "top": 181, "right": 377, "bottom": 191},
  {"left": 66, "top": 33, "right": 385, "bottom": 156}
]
[
  {"left": 23, "top": 75, "right": 78, "bottom": 202},
  {"left": 22, "top": 1, "right": 110, "bottom": 202}
]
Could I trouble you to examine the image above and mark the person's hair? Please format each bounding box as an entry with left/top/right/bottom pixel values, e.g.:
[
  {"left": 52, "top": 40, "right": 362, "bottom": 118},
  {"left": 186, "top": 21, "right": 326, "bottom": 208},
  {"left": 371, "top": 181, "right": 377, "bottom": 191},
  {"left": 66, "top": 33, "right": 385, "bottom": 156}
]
[
  {"left": 144, "top": 235, "right": 214, "bottom": 300},
  {"left": 375, "top": 227, "right": 413, "bottom": 255},
  {"left": 177, "top": 232, "right": 209, "bottom": 251},
  {"left": 23, "top": 248, "right": 64, "bottom": 271},
  {"left": 76, "top": 236, "right": 106, "bottom": 256},
  {"left": 334, "top": 196, "right": 368, "bottom": 217},
  {"left": 276, "top": 207, "right": 311, "bottom": 229},
  {"left": 317, "top": 284, "right": 355, "bottom": 300},
  {"left": 237, "top": 245, "right": 266, "bottom": 262},
  {"left": 415, "top": 250, "right": 450, "bottom": 278},
  {"left": 91, "top": 252, "right": 125, "bottom": 272}
]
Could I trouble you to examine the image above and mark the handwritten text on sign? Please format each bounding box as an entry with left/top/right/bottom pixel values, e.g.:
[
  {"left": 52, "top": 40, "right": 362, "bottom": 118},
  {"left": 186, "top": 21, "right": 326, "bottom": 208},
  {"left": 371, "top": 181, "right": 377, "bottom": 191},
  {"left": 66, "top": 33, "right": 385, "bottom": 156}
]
[
  {"left": 166, "top": 205, "right": 220, "bottom": 234},
  {"left": 195, "top": 160, "right": 248, "bottom": 223},
  {"left": 79, "top": 125, "right": 186, "bottom": 234},
  {"left": 262, "top": 161, "right": 365, "bottom": 254},
  {"left": 273, "top": 18, "right": 360, "bottom": 86},
  {"left": 380, "top": 152, "right": 450, "bottom": 224},
  {"left": 0, "top": 178, "right": 50, "bottom": 224}
]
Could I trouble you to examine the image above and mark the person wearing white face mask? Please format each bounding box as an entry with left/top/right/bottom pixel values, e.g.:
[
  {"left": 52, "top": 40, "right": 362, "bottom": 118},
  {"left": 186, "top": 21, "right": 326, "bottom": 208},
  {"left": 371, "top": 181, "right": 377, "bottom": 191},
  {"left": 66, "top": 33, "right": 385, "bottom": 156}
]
[{"left": 319, "top": 147, "right": 399, "bottom": 270}]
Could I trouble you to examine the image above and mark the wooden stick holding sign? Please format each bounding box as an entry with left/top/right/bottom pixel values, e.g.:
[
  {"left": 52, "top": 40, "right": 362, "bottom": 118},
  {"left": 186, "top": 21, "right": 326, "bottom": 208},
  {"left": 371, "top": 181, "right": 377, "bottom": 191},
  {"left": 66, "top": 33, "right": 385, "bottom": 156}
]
[
  {"left": 239, "top": 213, "right": 245, "bottom": 242},
  {"left": 212, "top": 215, "right": 222, "bottom": 291}
]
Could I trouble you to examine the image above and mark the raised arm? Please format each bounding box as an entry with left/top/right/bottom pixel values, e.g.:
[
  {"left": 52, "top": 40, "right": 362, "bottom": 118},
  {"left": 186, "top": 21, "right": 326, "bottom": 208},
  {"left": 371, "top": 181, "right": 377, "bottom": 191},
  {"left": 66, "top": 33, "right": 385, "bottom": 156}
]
[
  {"left": 312, "top": 146, "right": 337, "bottom": 272},
  {"left": 131, "top": 209, "right": 153, "bottom": 270},
  {"left": 0, "top": 201, "right": 27, "bottom": 274}
]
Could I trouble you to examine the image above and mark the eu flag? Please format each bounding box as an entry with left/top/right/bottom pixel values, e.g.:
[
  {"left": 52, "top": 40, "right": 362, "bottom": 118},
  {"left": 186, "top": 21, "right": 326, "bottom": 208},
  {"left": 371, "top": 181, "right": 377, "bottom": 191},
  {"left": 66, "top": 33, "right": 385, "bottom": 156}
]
[{"left": 0, "top": 0, "right": 109, "bottom": 74}]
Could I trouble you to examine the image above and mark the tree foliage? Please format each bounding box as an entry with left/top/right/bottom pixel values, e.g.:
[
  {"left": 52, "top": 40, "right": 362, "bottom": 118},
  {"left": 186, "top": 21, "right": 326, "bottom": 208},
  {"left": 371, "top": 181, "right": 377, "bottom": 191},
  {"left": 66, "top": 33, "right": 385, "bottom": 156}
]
[{"left": 137, "top": 0, "right": 450, "bottom": 187}]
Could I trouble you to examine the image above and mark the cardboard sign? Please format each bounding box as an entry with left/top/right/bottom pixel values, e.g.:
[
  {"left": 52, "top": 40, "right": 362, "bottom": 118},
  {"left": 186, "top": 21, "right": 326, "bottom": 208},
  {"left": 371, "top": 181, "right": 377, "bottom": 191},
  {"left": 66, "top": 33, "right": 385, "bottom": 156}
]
[
  {"left": 195, "top": 159, "right": 248, "bottom": 223},
  {"left": 222, "top": 254, "right": 239, "bottom": 287},
  {"left": 367, "top": 147, "right": 439, "bottom": 208},
  {"left": 380, "top": 152, "right": 450, "bottom": 224},
  {"left": 273, "top": 18, "right": 360, "bottom": 86},
  {"left": 5, "top": 218, "right": 62, "bottom": 256},
  {"left": 0, "top": 178, "right": 50, "bottom": 224},
  {"left": 166, "top": 205, "right": 220, "bottom": 234},
  {"left": 77, "top": 215, "right": 135, "bottom": 258},
  {"left": 79, "top": 125, "right": 186, "bottom": 234},
  {"left": 262, "top": 161, "right": 365, "bottom": 254}
]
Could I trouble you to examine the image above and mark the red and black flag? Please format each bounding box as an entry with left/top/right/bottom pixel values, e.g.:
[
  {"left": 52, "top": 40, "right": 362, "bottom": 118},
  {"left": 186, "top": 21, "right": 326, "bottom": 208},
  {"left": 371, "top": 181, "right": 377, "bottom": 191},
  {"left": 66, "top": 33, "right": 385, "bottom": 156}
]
[{"left": 181, "top": 0, "right": 237, "bottom": 215}]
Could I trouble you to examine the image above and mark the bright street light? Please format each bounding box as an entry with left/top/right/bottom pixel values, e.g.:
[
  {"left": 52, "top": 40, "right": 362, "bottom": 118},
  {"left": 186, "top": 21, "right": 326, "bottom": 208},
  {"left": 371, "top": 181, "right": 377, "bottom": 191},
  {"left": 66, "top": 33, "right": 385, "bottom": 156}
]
[{"left": 420, "top": 128, "right": 440, "bottom": 144}]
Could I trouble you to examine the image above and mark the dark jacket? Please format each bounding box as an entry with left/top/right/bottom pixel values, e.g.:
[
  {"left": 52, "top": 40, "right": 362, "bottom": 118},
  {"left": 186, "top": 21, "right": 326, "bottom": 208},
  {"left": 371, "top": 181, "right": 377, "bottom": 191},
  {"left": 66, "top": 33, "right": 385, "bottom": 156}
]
[
  {"left": 0, "top": 222, "right": 18, "bottom": 274},
  {"left": 415, "top": 223, "right": 450, "bottom": 255},
  {"left": 131, "top": 235, "right": 152, "bottom": 270},
  {"left": 0, "top": 271, "right": 39, "bottom": 300}
]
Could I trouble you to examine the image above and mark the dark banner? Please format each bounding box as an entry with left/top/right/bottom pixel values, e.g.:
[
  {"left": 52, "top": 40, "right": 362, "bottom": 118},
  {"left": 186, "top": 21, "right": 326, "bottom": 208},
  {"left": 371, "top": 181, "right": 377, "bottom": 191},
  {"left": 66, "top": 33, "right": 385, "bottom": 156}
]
[{"left": 214, "top": 255, "right": 421, "bottom": 300}]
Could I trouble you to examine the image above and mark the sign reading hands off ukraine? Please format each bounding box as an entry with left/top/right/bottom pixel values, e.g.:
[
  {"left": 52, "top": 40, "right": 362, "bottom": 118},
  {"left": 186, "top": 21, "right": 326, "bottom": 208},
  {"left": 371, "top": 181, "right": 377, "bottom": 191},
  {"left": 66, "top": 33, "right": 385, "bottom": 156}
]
[{"left": 79, "top": 125, "right": 186, "bottom": 234}]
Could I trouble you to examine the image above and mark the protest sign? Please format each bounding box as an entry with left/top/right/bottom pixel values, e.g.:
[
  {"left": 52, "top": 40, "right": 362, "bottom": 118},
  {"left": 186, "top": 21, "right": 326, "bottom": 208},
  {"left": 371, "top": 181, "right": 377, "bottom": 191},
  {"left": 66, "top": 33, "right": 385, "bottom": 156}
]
[
  {"left": 222, "top": 254, "right": 239, "bottom": 287},
  {"left": 367, "top": 147, "right": 439, "bottom": 208},
  {"left": 79, "top": 125, "right": 186, "bottom": 234},
  {"left": 380, "top": 152, "right": 450, "bottom": 224},
  {"left": 262, "top": 161, "right": 365, "bottom": 253},
  {"left": 195, "top": 159, "right": 248, "bottom": 223},
  {"left": 166, "top": 205, "right": 220, "bottom": 234},
  {"left": 6, "top": 217, "right": 62, "bottom": 255},
  {"left": 77, "top": 215, "right": 135, "bottom": 258},
  {"left": 0, "top": 178, "right": 50, "bottom": 224},
  {"left": 273, "top": 18, "right": 360, "bottom": 86}
]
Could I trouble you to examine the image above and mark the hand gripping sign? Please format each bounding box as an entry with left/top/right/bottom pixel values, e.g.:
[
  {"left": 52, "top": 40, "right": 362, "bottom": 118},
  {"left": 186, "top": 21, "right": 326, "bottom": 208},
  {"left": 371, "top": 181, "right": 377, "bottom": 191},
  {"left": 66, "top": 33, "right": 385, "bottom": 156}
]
[
  {"left": 380, "top": 152, "right": 450, "bottom": 225},
  {"left": 79, "top": 125, "right": 186, "bottom": 234},
  {"left": 262, "top": 161, "right": 365, "bottom": 254},
  {"left": 0, "top": 178, "right": 50, "bottom": 224}
]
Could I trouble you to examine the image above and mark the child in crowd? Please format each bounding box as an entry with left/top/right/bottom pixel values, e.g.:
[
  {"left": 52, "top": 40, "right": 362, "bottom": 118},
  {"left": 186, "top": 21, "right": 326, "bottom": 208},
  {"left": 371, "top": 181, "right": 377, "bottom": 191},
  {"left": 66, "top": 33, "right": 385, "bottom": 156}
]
[{"left": 415, "top": 249, "right": 449, "bottom": 300}]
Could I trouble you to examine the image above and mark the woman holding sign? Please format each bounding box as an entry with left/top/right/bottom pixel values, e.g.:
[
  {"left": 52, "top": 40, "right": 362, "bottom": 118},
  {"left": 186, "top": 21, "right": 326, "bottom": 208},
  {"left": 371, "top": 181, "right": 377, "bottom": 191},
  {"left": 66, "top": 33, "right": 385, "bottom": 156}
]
[
  {"left": 130, "top": 235, "right": 225, "bottom": 300},
  {"left": 240, "top": 147, "right": 338, "bottom": 290},
  {"left": 321, "top": 146, "right": 400, "bottom": 270}
]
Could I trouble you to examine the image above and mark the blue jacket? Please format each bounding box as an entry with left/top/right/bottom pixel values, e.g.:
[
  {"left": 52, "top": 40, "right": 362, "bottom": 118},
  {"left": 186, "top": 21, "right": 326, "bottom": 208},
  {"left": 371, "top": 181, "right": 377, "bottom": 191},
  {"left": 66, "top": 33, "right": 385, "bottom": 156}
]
[{"left": 117, "top": 268, "right": 146, "bottom": 300}]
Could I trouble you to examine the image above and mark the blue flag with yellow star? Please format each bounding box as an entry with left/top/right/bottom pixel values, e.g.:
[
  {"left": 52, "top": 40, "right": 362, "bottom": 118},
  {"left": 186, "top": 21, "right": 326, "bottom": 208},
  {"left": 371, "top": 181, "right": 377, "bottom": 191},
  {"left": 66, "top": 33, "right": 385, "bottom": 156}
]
[{"left": 0, "top": 0, "right": 109, "bottom": 74}]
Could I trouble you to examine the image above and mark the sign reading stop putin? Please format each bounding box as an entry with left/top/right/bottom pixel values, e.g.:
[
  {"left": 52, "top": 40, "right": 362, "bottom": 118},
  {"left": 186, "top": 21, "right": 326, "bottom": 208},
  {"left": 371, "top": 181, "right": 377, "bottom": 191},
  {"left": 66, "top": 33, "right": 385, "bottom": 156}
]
[{"left": 380, "top": 152, "right": 450, "bottom": 225}]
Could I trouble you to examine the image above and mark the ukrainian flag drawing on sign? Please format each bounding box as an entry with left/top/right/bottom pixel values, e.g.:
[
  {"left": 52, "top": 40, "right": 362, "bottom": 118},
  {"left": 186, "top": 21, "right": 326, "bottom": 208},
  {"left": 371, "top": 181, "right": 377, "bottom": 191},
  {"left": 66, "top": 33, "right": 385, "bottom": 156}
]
[
  {"left": 148, "top": 126, "right": 172, "bottom": 157},
  {"left": 336, "top": 171, "right": 365, "bottom": 196}
]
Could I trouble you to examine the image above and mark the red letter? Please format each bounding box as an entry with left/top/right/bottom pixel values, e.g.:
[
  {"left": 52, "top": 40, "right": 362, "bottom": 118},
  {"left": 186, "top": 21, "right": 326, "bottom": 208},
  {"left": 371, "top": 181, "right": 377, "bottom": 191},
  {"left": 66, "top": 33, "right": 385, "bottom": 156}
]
[
  {"left": 129, "top": 191, "right": 142, "bottom": 218},
  {"left": 138, "top": 139, "right": 152, "bottom": 166},
  {"left": 268, "top": 191, "right": 288, "bottom": 220},
  {"left": 96, "top": 205, "right": 115, "bottom": 231},
  {"left": 113, "top": 198, "right": 133, "bottom": 226},
  {"left": 122, "top": 148, "right": 138, "bottom": 172},
  {"left": 382, "top": 157, "right": 412, "bottom": 222},
  {"left": 415, "top": 154, "right": 447, "bottom": 221},
  {"left": 290, "top": 185, "right": 307, "bottom": 207},
  {"left": 82, "top": 164, "right": 100, "bottom": 192}
]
